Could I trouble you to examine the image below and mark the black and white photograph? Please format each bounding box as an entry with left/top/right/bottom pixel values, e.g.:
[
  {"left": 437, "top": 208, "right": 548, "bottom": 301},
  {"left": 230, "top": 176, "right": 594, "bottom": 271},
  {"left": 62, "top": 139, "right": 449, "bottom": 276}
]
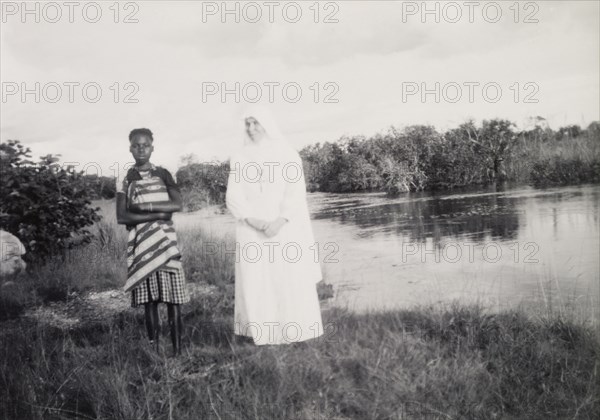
[{"left": 1, "top": 1, "right": 599, "bottom": 419}]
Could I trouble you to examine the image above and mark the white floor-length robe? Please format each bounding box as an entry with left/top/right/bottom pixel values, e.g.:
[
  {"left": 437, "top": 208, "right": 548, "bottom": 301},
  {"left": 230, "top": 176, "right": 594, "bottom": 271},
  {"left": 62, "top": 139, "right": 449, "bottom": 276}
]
[{"left": 226, "top": 140, "right": 324, "bottom": 345}]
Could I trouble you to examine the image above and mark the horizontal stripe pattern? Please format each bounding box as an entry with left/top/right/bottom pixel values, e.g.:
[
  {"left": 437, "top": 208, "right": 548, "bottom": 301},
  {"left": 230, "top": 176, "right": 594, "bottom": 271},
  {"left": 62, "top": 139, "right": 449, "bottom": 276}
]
[
  {"left": 128, "top": 178, "right": 170, "bottom": 204},
  {"left": 123, "top": 176, "right": 183, "bottom": 292}
]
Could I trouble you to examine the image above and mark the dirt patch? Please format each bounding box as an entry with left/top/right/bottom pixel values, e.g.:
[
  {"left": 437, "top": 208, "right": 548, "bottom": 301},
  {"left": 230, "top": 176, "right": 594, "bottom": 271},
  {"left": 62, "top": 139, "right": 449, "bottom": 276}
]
[{"left": 22, "top": 282, "right": 218, "bottom": 330}]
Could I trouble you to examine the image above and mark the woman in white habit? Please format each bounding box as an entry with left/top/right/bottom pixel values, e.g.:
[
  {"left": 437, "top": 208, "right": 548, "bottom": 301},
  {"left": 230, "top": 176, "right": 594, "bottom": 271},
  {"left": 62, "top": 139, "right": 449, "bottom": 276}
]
[{"left": 226, "top": 106, "right": 324, "bottom": 346}]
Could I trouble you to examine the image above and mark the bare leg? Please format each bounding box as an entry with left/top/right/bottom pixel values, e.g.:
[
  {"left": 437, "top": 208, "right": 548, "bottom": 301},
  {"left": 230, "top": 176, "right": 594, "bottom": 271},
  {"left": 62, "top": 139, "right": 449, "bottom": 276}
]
[
  {"left": 144, "top": 302, "right": 160, "bottom": 352},
  {"left": 167, "top": 304, "right": 182, "bottom": 356}
]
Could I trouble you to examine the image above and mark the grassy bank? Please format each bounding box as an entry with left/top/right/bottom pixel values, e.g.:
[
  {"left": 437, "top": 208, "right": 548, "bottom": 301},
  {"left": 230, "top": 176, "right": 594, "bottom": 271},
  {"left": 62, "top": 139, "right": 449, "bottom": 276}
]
[
  {"left": 1, "top": 301, "right": 598, "bottom": 419},
  {"left": 1, "top": 202, "right": 599, "bottom": 419}
]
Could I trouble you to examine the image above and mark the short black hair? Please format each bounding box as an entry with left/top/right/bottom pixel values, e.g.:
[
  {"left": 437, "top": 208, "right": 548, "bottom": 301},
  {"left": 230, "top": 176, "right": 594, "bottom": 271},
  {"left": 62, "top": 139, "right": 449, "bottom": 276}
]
[{"left": 129, "top": 128, "right": 154, "bottom": 142}]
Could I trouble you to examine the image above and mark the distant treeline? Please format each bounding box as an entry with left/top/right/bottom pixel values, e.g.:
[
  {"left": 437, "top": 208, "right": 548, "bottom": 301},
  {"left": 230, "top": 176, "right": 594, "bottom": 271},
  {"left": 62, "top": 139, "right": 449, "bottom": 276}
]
[{"left": 300, "top": 119, "right": 600, "bottom": 194}]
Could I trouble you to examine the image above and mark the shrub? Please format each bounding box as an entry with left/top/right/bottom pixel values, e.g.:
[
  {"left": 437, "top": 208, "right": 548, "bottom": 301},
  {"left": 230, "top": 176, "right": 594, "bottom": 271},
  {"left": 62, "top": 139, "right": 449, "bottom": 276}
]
[
  {"left": 0, "top": 140, "right": 101, "bottom": 261},
  {"left": 176, "top": 161, "right": 229, "bottom": 211}
]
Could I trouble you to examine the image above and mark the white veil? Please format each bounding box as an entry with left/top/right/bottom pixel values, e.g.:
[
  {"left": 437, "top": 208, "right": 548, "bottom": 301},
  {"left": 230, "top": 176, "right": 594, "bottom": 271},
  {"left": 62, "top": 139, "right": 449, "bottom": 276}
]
[{"left": 241, "top": 105, "right": 287, "bottom": 146}]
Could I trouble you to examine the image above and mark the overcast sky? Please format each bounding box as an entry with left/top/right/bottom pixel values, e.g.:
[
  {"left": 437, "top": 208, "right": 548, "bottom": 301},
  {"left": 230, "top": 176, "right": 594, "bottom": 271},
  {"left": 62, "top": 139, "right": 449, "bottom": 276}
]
[{"left": 1, "top": 0, "right": 598, "bottom": 175}]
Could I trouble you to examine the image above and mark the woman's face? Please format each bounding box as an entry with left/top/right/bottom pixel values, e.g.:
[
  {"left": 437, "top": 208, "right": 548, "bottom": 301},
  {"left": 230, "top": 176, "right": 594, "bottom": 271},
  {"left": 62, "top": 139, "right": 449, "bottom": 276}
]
[
  {"left": 245, "top": 117, "right": 266, "bottom": 142},
  {"left": 129, "top": 135, "right": 154, "bottom": 166}
]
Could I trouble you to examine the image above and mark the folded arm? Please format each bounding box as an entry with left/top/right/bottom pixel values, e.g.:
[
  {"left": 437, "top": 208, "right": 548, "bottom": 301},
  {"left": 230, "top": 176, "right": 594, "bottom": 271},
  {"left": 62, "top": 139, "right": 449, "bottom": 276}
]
[{"left": 116, "top": 194, "right": 172, "bottom": 225}]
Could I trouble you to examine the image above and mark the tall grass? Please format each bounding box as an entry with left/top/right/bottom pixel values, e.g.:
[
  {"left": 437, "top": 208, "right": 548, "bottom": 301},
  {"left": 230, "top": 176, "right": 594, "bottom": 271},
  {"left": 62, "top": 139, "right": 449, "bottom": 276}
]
[
  {"left": 508, "top": 134, "right": 600, "bottom": 185},
  {"left": 1, "top": 302, "right": 598, "bottom": 419}
]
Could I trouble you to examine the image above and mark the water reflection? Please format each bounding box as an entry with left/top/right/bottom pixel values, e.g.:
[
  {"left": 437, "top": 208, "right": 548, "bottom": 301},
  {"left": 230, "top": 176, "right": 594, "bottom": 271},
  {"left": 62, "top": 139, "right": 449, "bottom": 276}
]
[
  {"left": 312, "top": 184, "right": 534, "bottom": 243},
  {"left": 309, "top": 184, "right": 600, "bottom": 324}
]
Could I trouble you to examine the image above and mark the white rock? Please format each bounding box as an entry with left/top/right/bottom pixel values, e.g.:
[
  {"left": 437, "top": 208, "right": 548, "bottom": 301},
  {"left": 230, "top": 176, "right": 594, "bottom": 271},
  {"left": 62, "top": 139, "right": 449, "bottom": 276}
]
[{"left": 0, "top": 230, "right": 27, "bottom": 276}]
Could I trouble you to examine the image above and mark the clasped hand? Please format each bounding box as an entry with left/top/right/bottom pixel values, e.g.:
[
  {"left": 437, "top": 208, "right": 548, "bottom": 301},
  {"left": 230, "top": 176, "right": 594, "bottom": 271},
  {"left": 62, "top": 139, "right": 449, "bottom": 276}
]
[{"left": 246, "top": 217, "right": 287, "bottom": 237}]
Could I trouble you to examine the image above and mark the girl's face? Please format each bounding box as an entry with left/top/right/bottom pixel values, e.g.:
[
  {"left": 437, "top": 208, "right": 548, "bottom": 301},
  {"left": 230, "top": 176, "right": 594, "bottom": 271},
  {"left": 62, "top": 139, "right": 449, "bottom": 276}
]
[
  {"left": 130, "top": 135, "right": 154, "bottom": 166},
  {"left": 245, "top": 117, "right": 266, "bottom": 142}
]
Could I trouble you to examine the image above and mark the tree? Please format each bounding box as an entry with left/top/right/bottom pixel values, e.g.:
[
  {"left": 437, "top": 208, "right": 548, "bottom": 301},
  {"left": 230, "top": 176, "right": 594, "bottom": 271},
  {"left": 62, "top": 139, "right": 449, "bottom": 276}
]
[
  {"left": 0, "top": 140, "right": 101, "bottom": 261},
  {"left": 465, "top": 119, "right": 519, "bottom": 182}
]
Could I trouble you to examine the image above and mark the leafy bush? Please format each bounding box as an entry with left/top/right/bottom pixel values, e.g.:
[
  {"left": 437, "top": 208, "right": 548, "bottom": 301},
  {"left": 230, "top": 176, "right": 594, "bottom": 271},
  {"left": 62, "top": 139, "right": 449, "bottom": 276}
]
[
  {"left": 0, "top": 140, "right": 101, "bottom": 261},
  {"left": 176, "top": 161, "right": 229, "bottom": 211}
]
